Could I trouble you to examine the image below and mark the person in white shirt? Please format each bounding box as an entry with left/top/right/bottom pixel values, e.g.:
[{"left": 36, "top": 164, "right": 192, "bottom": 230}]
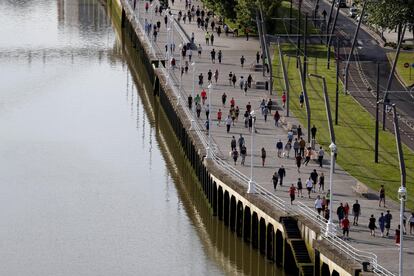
[
  {"left": 315, "top": 195, "right": 323, "bottom": 215},
  {"left": 306, "top": 178, "right": 313, "bottom": 198},
  {"left": 318, "top": 146, "right": 325, "bottom": 167}
]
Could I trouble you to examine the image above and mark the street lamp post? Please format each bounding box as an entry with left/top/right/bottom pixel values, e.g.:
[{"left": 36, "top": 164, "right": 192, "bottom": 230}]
[
  {"left": 247, "top": 110, "right": 256, "bottom": 194},
  {"left": 178, "top": 43, "right": 183, "bottom": 105},
  {"left": 309, "top": 74, "right": 336, "bottom": 234},
  {"left": 390, "top": 103, "right": 407, "bottom": 276},
  {"left": 206, "top": 84, "right": 212, "bottom": 159},
  {"left": 190, "top": 62, "right": 196, "bottom": 129}
]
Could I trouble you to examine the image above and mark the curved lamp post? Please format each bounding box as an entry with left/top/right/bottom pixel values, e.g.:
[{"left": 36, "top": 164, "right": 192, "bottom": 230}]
[
  {"left": 309, "top": 73, "right": 336, "bottom": 234},
  {"left": 247, "top": 110, "right": 256, "bottom": 194},
  {"left": 206, "top": 83, "right": 212, "bottom": 159}
]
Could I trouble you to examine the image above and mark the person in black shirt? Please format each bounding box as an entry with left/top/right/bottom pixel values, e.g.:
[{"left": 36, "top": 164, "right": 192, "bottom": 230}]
[{"left": 352, "top": 200, "right": 361, "bottom": 225}]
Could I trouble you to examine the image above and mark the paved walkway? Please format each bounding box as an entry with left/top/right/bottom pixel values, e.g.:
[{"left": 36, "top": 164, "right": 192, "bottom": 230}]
[{"left": 132, "top": 0, "right": 414, "bottom": 274}]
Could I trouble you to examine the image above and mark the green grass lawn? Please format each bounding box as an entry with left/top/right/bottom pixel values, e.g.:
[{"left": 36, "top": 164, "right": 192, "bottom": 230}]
[
  {"left": 387, "top": 51, "right": 414, "bottom": 87},
  {"left": 272, "top": 1, "right": 320, "bottom": 35},
  {"left": 273, "top": 43, "right": 414, "bottom": 210}
]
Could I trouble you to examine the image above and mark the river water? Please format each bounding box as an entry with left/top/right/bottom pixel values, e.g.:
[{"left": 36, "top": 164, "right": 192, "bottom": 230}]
[{"left": 0, "top": 1, "right": 282, "bottom": 275}]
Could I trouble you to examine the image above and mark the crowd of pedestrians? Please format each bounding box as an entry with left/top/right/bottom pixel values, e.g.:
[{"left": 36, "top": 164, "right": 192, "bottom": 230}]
[{"left": 137, "top": 0, "right": 414, "bottom": 251}]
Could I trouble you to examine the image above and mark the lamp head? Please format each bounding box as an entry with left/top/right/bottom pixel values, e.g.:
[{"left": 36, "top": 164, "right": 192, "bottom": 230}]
[
  {"left": 329, "top": 142, "right": 337, "bottom": 153},
  {"left": 398, "top": 186, "right": 407, "bottom": 201}
]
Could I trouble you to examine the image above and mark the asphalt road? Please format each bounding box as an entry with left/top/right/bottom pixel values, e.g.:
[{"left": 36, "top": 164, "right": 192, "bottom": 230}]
[{"left": 292, "top": 0, "right": 414, "bottom": 149}]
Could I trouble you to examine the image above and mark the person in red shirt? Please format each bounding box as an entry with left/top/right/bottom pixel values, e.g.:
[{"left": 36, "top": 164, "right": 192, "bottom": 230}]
[
  {"left": 289, "top": 184, "right": 296, "bottom": 205},
  {"left": 217, "top": 109, "right": 222, "bottom": 126},
  {"left": 230, "top": 97, "right": 235, "bottom": 108},
  {"left": 201, "top": 89, "right": 207, "bottom": 105},
  {"left": 341, "top": 216, "right": 350, "bottom": 240},
  {"left": 282, "top": 91, "right": 287, "bottom": 108},
  {"left": 395, "top": 225, "right": 401, "bottom": 245}
]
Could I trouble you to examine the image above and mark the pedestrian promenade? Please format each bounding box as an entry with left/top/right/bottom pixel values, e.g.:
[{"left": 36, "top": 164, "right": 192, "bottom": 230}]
[{"left": 132, "top": 0, "right": 414, "bottom": 274}]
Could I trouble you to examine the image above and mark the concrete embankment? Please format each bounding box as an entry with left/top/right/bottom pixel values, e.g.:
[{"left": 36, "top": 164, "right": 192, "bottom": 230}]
[{"left": 104, "top": 0, "right": 378, "bottom": 275}]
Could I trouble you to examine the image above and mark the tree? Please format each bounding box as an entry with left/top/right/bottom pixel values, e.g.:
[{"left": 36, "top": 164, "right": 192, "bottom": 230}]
[{"left": 367, "top": 0, "right": 414, "bottom": 40}]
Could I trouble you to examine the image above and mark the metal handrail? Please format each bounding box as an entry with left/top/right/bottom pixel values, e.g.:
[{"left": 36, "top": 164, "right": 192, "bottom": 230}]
[{"left": 124, "top": 1, "right": 394, "bottom": 274}]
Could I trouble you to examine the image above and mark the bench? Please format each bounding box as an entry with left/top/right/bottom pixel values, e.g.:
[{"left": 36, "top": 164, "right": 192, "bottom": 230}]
[
  {"left": 255, "top": 81, "right": 266, "bottom": 90},
  {"left": 251, "top": 64, "right": 264, "bottom": 72}
]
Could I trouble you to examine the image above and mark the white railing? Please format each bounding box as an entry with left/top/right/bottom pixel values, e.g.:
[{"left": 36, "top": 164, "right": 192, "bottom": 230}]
[{"left": 123, "top": 1, "right": 395, "bottom": 275}]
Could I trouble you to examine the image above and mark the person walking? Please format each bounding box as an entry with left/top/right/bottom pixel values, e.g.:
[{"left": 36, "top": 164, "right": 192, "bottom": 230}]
[
  {"left": 293, "top": 138, "right": 299, "bottom": 157},
  {"left": 238, "top": 134, "right": 245, "bottom": 152},
  {"left": 315, "top": 195, "right": 323, "bottom": 215},
  {"left": 273, "top": 110, "right": 280, "bottom": 127},
  {"left": 261, "top": 147, "right": 266, "bottom": 167},
  {"left": 247, "top": 74, "right": 253, "bottom": 88},
  {"left": 297, "top": 178, "right": 303, "bottom": 197},
  {"left": 210, "top": 33, "right": 215, "bottom": 46},
  {"left": 318, "top": 146, "right": 324, "bottom": 167},
  {"left": 199, "top": 73, "right": 204, "bottom": 87},
  {"left": 341, "top": 216, "right": 350, "bottom": 240},
  {"left": 230, "top": 97, "right": 235, "bottom": 108},
  {"left": 369, "top": 214, "right": 377, "bottom": 236},
  {"left": 210, "top": 48, "right": 216, "bottom": 63},
  {"left": 378, "top": 212, "right": 385, "bottom": 237},
  {"left": 295, "top": 154, "right": 302, "bottom": 173},
  {"left": 225, "top": 115, "right": 232, "bottom": 133},
  {"left": 240, "top": 145, "right": 247, "bottom": 166},
  {"left": 188, "top": 94, "right": 193, "bottom": 110},
  {"left": 289, "top": 184, "right": 297, "bottom": 205},
  {"left": 278, "top": 165, "right": 286, "bottom": 186},
  {"left": 207, "top": 69, "right": 213, "bottom": 84},
  {"left": 232, "top": 74, "right": 237, "bottom": 88},
  {"left": 256, "top": 51, "right": 260, "bottom": 64},
  {"left": 281, "top": 91, "right": 287, "bottom": 108},
  {"left": 306, "top": 178, "right": 313, "bottom": 198},
  {"left": 303, "top": 147, "right": 312, "bottom": 166},
  {"left": 198, "top": 44, "right": 202, "bottom": 57},
  {"left": 311, "top": 125, "right": 317, "bottom": 140},
  {"left": 379, "top": 185, "right": 386, "bottom": 207},
  {"left": 240, "top": 55, "right": 245, "bottom": 67},
  {"left": 196, "top": 103, "right": 202, "bottom": 118},
  {"left": 352, "top": 200, "right": 360, "bottom": 226},
  {"left": 221, "top": 92, "right": 227, "bottom": 106},
  {"left": 272, "top": 171, "right": 279, "bottom": 190},
  {"left": 297, "top": 125, "right": 302, "bottom": 140},
  {"left": 231, "top": 136, "right": 237, "bottom": 151},
  {"left": 384, "top": 210, "right": 392, "bottom": 236},
  {"left": 214, "top": 69, "right": 219, "bottom": 83},
  {"left": 284, "top": 141, "right": 292, "bottom": 158},
  {"left": 205, "top": 31, "right": 210, "bottom": 45},
  {"left": 395, "top": 225, "right": 401, "bottom": 245},
  {"left": 239, "top": 76, "right": 244, "bottom": 90},
  {"left": 318, "top": 172, "right": 325, "bottom": 192},
  {"left": 218, "top": 50, "right": 222, "bottom": 63},
  {"left": 205, "top": 104, "right": 210, "bottom": 120},
  {"left": 231, "top": 148, "right": 239, "bottom": 165},
  {"left": 299, "top": 91, "right": 304, "bottom": 108},
  {"left": 287, "top": 129, "right": 294, "bottom": 143},
  {"left": 344, "top": 202, "right": 350, "bottom": 217},
  {"left": 310, "top": 169, "right": 318, "bottom": 193},
  {"left": 337, "top": 203, "right": 345, "bottom": 226},
  {"left": 276, "top": 139, "right": 283, "bottom": 158},
  {"left": 409, "top": 212, "right": 414, "bottom": 235},
  {"left": 263, "top": 106, "right": 269, "bottom": 122},
  {"left": 188, "top": 49, "right": 193, "bottom": 62},
  {"left": 299, "top": 137, "right": 306, "bottom": 157},
  {"left": 201, "top": 88, "right": 207, "bottom": 105},
  {"left": 217, "top": 109, "right": 222, "bottom": 126}
]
